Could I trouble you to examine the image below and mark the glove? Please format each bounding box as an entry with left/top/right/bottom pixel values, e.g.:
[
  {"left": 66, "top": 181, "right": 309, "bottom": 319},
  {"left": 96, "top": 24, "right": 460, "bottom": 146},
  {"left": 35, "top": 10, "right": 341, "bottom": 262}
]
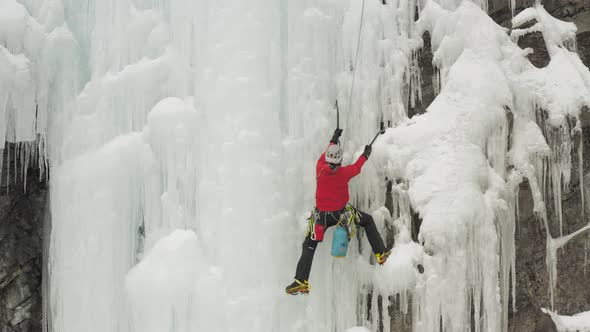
[
  {"left": 363, "top": 145, "right": 372, "bottom": 159},
  {"left": 330, "top": 128, "right": 343, "bottom": 144}
]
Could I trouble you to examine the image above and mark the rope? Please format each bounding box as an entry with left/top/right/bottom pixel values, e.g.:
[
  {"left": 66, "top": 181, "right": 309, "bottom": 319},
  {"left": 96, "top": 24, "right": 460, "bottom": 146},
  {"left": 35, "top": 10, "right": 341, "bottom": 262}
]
[{"left": 346, "top": 0, "right": 367, "bottom": 114}]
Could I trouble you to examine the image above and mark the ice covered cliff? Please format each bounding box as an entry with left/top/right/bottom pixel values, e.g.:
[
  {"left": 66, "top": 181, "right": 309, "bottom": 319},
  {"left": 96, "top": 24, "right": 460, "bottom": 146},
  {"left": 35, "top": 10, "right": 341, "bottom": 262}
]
[{"left": 1, "top": 0, "right": 590, "bottom": 331}]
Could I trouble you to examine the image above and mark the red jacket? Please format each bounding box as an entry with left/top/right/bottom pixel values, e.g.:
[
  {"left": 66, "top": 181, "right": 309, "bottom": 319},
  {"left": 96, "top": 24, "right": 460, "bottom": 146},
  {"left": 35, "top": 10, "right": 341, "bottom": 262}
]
[{"left": 315, "top": 143, "right": 367, "bottom": 211}]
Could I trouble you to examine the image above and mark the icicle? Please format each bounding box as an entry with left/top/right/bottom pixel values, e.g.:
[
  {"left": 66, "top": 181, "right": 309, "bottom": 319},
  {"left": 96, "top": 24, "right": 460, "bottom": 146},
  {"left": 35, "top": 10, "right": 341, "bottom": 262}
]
[
  {"left": 39, "top": 135, "right": 49, "bottom": 182},
  {"left": 371, "top": 288, "right": 379, "bottom": 331},
  {"left": 432, "top": 66, "right": 441, "bottom": 95},
  {"left": 532, "top": 109, "right": 576, "bottom": 239},
  {"left": 382, "top": 295, "right": 391, "bottom": 332},
  {"left": 6, "top": 144, "right": 10, "bottom": 193},
  {"left": 486, "top": 114, "right": 509, "bottom": 178},
  {"left": 408, "top": 49, "right": 422, "bottom": 109},
  {"left": 564, "top": 38, "right": 578, "bottom": 53},
  {"left": 547, "top": 223, "right": 590, "bottom": 308},
  {"left": 23, "top": 143, "right": 29, "bottom": 191},
  {"left": 585, "top": 238, "right": 588, "bottom": 276},
  {"left": 497, "top": 170, "right": 521, "bottom": 329},
  {"left": 509, "top": 0, "right": 516, "bottom": 18},
  {"left": 391, "top": 181, "right": 412, "bottom": 232},
  {"left": 578, "top": 124, "right": 584, "bottom": 223},
  {"left": 0, "top": 148, "right": 3, "bottom": 190},
  {"left": 12, "top": 143, "right": 17, "bottom": 188},
  {"left": 546, "top": 236, "right": 558, "bottom": 309}
]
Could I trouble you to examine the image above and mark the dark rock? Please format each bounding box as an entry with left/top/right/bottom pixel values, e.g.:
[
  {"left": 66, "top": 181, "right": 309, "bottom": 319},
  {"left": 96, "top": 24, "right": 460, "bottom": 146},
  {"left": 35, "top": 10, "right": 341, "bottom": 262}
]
[
  {"left": 517, "top": 31, "right": 551, "bottom": 68},
  {"left": 0, "top": 144, "right": 46, "bottom": 332},
  {"left": 409, "top": 32, "right": 435, "bottom": 118},
  {"left": 509, "top": 307, "right": 558, "bottom": 332},
  {"left": 578, "top": 31, "right": 590, "bottom": 67}
]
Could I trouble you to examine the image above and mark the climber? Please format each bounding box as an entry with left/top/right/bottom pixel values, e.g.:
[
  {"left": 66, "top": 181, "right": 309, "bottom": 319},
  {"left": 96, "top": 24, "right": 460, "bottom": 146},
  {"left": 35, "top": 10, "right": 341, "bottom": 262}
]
[{"left": 285, "top": 128, "right": 391, "bottom": 295}]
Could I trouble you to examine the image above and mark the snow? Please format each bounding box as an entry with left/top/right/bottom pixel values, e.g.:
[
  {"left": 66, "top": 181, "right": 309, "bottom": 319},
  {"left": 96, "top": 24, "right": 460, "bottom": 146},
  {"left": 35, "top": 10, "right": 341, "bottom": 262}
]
[
  {"left": 517, "top": 50, "right": 590, "bottom": 127},
  {"left": 543, "top": 309, "right": 590, "bottom": 332},
  {"left": 373, "top": 236, "right": 423, "bottom": 294},
  {"left": 508, "top": 119, "right": 549, "bottom": 216},
  {"left": 512, "top": 4, "right": 578, "bottom": 56}
]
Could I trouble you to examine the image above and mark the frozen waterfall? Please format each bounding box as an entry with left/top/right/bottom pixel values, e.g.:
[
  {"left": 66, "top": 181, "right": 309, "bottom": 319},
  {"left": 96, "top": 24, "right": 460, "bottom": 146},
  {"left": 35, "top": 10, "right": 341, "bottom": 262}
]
[{"left": 1, "top": 0, "right": 590, "bottom": 331}]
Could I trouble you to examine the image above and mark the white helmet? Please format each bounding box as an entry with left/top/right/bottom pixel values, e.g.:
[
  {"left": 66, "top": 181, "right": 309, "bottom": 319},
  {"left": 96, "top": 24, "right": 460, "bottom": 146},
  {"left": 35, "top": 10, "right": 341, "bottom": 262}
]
[{"left": 325, "top": 144, "right": 343, "bottom": 164}]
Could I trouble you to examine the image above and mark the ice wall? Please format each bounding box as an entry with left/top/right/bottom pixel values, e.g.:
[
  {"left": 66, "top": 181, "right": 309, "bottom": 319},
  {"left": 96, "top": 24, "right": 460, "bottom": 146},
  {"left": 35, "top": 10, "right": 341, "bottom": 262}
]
[
  {"left": 48, "top": 0, "right": 290, "bottom": 331},
  {"left": 44, "top": 0, "right": 429, "bottom": 330}
]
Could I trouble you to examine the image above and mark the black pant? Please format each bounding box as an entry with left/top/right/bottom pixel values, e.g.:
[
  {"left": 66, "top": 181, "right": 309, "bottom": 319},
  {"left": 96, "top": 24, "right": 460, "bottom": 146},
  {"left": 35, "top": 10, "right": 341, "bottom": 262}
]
[{"left": 294, "top": 207, "right": 386, "bottom": 281}]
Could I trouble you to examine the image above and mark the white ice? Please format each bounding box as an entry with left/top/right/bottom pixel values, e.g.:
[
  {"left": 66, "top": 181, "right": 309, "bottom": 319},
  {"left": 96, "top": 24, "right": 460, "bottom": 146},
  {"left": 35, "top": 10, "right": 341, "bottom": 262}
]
[
  {"left": 0, "top": 0, "right": 78, "bottom": 185},
  {"left": 543, "top": 309, "right": 590, "bottom": 332}
]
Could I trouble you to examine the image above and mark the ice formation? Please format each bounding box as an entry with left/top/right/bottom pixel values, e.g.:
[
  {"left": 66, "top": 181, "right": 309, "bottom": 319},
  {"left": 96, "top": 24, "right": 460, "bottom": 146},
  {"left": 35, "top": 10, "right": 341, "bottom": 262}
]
[
  {"left": 1, "top": 0, "right": 589, "bottom": 331},
  {"left": 543, "top": 308, "right": 590, "bottom": 332},
  {"left": 0, "top": 0, "right": 78, "bottom": 188}
]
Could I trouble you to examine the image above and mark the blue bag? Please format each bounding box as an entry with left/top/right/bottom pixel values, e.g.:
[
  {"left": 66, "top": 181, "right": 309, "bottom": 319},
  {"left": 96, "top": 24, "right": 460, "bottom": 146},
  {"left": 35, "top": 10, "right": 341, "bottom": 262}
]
[{"left": 331, "top": 225, "right": 349, "bottom": 257}]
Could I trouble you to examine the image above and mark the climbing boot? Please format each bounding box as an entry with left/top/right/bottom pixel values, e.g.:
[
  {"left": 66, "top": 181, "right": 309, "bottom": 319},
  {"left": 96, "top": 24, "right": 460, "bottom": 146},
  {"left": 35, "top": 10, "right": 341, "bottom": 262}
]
[
  {"left": 375, "top": 250, "right": 391, "bottom": 265},
  {"left": 286, "top": 279, "right": 310, "bottom": 295}
]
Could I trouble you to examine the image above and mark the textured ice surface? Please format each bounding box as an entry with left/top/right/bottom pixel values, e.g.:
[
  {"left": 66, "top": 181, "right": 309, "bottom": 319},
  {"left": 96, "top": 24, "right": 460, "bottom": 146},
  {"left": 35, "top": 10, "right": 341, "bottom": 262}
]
[{"left": 126, "top": 230, "right": 226, "bottom": 332}]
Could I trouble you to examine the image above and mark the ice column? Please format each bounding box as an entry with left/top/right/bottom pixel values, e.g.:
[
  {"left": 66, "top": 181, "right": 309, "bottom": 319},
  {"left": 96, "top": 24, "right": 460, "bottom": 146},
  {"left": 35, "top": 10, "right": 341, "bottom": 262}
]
[{"left": 0, "top": 0, "right": 78, "bottom": 186}]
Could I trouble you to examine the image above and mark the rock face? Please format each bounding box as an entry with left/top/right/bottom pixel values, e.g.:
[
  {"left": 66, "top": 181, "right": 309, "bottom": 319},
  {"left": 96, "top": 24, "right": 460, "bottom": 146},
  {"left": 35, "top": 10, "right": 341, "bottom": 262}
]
[
  {"left": 410, "top": 32, "right": 434, "bottom": 118},
  {"left": 0, "top": 145, "right": 46, "bottom": 332},
  {"left": 508, "top": 129, "right": 590, "bottom": 332}
]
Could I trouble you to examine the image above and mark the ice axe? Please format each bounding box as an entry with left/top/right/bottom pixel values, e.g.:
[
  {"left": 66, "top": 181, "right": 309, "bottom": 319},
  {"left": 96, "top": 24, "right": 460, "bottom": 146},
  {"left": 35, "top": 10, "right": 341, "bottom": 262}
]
[
  {"left": 368, "top": 121, "right": 386, "bottom": 146},
  {"left": 335, "top": 100, "right": 340, "bottom": 129}
]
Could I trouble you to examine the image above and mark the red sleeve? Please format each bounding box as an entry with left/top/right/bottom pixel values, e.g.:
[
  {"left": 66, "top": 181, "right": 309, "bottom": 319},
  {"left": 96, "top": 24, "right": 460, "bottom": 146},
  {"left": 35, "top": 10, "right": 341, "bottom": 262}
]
[{"left": 340, "top": 155, "right": 367, "bottom": 179}]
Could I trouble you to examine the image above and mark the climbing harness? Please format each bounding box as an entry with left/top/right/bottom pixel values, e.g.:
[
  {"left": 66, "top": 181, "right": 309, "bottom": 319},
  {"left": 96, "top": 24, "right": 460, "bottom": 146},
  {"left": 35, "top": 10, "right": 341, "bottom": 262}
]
[{"left": 306, "top": 205, "right": 360, "bottom": 242}]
